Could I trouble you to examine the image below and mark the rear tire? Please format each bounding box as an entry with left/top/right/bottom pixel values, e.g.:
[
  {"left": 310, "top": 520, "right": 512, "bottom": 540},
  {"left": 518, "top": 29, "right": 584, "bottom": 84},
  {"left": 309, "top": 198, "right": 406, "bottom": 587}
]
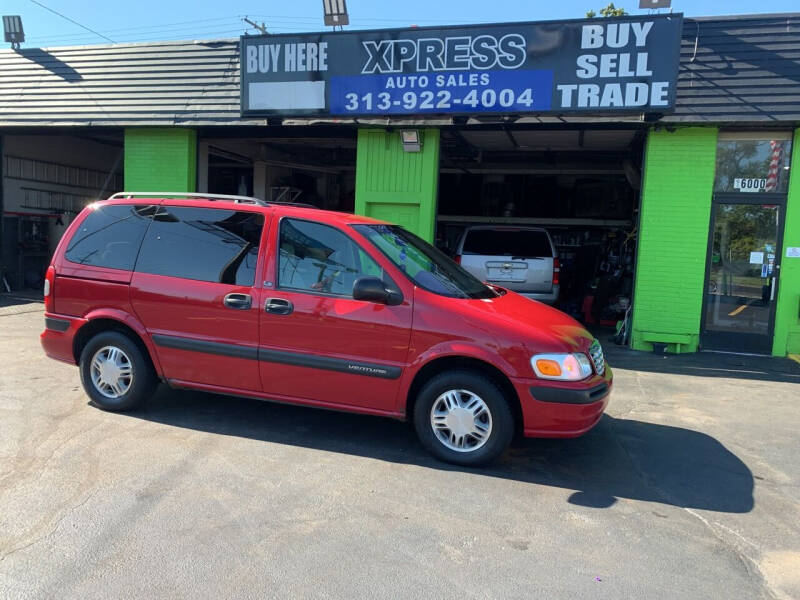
[
  {"left": 413, "top": 370, "right": 514, "bottom": 466},
  {"left": 79, "top": 331, "right": 156, "bottom": 411}
]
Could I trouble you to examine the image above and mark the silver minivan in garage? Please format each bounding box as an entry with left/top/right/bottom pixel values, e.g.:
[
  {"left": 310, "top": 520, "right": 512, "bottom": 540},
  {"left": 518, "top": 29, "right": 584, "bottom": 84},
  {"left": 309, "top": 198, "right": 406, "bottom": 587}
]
[{"left": 454, "top": 226, "right": 560, "bottom": 305}]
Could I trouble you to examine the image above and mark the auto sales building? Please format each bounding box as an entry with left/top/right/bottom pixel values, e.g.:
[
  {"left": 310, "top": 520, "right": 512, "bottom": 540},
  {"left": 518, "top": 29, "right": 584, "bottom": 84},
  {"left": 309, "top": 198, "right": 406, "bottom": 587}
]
[{"left": 1, "top": 12, "right": 800, "bottom": 357}]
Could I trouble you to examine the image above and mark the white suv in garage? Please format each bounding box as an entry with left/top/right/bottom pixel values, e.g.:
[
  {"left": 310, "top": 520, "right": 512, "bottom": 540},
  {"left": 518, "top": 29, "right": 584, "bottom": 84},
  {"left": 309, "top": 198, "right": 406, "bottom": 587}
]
[{"left": 454, "top": 226, "right": 560, "bottom": 305}]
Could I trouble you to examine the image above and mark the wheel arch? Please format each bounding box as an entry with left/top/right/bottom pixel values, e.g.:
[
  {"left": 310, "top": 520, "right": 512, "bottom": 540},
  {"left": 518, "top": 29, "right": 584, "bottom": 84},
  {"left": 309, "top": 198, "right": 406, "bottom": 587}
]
[
  {"left": 405, "top": 355, "right": 523, "bottom": 434},
  {"left": 73, "top": 316, "right": 162, "bottom": 377}
]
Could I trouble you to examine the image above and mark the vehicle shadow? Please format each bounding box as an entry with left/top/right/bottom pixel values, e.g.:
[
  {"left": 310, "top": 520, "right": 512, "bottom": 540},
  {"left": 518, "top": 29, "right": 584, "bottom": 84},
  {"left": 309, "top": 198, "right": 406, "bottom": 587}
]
[{"left": 124, "top": 385, "right": 754, "bottom": 514}]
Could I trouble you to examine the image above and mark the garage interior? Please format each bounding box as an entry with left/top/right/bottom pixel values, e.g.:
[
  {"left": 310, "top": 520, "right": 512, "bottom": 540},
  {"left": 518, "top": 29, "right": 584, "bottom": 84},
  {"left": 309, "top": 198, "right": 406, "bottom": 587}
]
[
  {"left": 1, "top": 132, "right": 124, "bottom": 292},
  {"left": 200, "top": 128, "right": 357, "bottom": 211},
  {"left": 436, "top": 127, "right": 643, "bottom": 330}
]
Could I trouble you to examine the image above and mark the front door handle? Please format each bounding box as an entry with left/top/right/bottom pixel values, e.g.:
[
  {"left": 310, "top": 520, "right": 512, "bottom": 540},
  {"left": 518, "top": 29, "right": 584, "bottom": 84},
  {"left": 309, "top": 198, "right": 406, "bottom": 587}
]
[
  {"left": 265, "top": 297, "right": 293, "bottom": 315},
  {"left": 223, "top": 293, "right": 252, "bottom": 310}
]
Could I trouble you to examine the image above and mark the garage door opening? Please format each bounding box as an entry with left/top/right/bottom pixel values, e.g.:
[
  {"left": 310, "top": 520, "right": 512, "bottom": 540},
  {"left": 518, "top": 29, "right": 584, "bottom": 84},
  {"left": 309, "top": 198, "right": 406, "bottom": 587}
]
[
  {"left": 436, "top": 127, "right": 643, "bottom": 336},
  {"left": 200, "top": 128, "right": 357, "bottom": 210},
  {"left": 1, "top": 132, "right": 124, "bottom": 292}
]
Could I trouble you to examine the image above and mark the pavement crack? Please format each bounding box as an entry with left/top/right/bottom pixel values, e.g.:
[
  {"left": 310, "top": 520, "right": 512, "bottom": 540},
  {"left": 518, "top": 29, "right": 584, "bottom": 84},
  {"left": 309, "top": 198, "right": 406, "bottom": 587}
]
[
  {"left": 0, "top": 489, "right": 99, "bottom": 562},
  {"left": 683, "top": 508, "right": 777, "bottom": 600}
]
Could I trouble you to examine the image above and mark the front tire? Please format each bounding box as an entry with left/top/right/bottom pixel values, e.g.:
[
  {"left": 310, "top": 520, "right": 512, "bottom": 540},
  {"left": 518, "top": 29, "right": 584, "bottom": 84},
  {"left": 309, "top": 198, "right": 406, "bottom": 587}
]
[
  {"left": 413, "top": 370, "right": 514, "bottom": 466},
  {"left": 79, "top": 331, "right": 156, "bottom": 411}
]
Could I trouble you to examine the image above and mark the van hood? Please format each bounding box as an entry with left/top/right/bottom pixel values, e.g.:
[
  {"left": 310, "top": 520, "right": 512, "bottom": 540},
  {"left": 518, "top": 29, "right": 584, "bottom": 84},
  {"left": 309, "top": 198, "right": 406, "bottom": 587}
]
[{"left": 461, "top": 288, "right": 594, "bottom": 354}]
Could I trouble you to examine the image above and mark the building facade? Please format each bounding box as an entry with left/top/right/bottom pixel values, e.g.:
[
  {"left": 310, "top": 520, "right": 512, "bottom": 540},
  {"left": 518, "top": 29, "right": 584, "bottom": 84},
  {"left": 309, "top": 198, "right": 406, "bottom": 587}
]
[{"left": 1, "top": 12, "right": 799, "bottom": 356}]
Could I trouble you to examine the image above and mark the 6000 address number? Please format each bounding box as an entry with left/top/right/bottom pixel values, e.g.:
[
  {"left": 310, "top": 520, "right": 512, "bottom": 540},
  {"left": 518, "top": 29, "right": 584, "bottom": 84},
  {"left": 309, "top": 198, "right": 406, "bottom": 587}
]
[{"left": 341, "top": 88, "right": 536, "bottom": 112}]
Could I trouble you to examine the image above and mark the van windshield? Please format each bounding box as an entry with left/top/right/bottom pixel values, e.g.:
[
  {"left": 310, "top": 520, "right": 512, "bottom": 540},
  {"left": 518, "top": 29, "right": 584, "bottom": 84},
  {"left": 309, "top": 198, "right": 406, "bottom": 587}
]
[{"left": 353, "top": 224, "right": 497, "bottom": 299}]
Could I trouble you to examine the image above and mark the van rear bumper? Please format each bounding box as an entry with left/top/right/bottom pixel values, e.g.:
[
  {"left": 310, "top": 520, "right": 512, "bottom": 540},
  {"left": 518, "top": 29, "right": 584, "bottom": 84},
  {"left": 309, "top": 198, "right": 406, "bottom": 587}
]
[
  {"left": 517, "top": 284, "right": 560, "bottom": 305},
  {"left": 40, "top": 313, "right": 85, "bottom": 365},
  {"left": 513, "top": 368, "right": 612, "bottom": 438}
]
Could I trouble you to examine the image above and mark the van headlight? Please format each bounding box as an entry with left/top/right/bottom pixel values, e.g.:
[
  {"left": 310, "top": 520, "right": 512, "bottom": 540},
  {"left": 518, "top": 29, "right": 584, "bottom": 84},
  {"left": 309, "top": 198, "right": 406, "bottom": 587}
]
[{"left": 531, "top": 353, "right": 593, "bottom": 381}]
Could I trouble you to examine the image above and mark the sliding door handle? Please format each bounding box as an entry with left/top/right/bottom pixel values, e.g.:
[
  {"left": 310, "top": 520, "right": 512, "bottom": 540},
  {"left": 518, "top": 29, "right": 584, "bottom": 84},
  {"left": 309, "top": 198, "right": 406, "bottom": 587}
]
[
  {"left": 223, "top": 293, "right": 252, "bottom": 310},
  {"left": 265, "top": 297, "right": 293, "bottom": 315}
]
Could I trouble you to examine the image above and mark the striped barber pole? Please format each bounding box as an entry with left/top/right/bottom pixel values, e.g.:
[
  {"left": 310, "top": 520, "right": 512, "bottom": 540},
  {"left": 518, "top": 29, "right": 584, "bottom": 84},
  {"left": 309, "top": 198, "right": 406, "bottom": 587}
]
[{"left": 765, "top": 140, "right": 782, "bottom": 191}]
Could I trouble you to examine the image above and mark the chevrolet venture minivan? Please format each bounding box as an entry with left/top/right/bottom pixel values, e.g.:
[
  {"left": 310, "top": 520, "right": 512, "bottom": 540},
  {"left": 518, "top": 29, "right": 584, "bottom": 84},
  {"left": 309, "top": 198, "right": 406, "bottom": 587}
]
[{"left": 40, "top": 193, "right": 611, "bottom": 466}]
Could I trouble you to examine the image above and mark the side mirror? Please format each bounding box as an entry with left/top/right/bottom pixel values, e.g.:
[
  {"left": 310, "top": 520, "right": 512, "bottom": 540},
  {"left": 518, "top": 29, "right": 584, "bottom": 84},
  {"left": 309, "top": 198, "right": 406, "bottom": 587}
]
[{"left": 353, "top": 277, "right": 402, "bottom": 305}]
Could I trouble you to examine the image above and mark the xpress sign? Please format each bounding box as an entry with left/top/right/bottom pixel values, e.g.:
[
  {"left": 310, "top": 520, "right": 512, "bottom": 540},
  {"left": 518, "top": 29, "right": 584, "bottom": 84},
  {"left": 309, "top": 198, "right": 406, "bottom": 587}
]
[{"left": 240, "top": 15, "right": 682, "bottom": 117}]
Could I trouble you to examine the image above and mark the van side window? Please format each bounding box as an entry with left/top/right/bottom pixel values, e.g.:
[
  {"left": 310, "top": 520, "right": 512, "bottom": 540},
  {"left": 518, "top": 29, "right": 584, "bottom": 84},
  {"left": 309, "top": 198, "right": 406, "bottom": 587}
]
[
  {"left": 135, "top": 206, "right": 264, "bottom": 286},
  {"left": 65, "top": 204, "right": 155, "bottom": 271},
  {"left": 278, "top": 218, "right": 383, "bottom": 297}
]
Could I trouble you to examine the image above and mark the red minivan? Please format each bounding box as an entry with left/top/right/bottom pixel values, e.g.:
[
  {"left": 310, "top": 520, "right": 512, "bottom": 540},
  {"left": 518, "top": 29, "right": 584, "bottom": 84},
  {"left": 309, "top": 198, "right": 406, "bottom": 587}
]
[{"left": 41, "top": 193, "right": 611, "bottom": 465}]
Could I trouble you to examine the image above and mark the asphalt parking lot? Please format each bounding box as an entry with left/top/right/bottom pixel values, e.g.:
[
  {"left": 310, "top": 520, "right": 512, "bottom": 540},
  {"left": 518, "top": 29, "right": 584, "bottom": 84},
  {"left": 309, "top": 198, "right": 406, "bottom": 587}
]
[{"left": 1, "top": 296, "right": 800, "bottom": 599}]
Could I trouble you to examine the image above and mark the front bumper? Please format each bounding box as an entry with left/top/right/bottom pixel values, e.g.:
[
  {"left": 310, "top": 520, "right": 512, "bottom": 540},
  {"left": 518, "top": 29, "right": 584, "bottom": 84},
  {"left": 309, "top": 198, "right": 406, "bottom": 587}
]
[
  {"left": 40, "top": 313, "right": 86, "bottom": 365},
  {"left": 513, "top": 366, "right": 612, "bottom": 438}
]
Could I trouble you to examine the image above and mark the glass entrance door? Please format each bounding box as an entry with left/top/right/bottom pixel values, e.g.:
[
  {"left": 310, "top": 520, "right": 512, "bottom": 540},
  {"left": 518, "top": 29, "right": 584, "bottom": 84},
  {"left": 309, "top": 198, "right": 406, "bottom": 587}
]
[
  {"left": 702, "top": 132, "right": 792, "bottom": 354},
  {"left": 701, "top": 198, "right": 783, "bottom": 354},
  {"left": 701, "top": 199, "right": 784, "bottom": 353}
]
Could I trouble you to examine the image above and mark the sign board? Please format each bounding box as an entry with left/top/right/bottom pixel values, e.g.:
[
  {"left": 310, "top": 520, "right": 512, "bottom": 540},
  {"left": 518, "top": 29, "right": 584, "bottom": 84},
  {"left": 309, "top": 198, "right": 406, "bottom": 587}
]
[
  {"left": 240, "top": 14, "right": 683, "bottom": 118},
  {"left": 734, "top": 177, "right": 767, "bottom": 192},
  {"left": 639, "top": 0, "right": 671, "bottom": 8}
]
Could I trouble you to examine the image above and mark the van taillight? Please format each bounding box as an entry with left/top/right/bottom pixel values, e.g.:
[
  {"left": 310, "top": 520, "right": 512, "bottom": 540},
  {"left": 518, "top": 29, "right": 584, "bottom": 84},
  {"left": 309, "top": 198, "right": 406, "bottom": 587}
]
[
  {"left": 552, "top": 258, "right": 560, "bottom": 286},
  {"left": 454, "top": 255, "right": 461, "bottom": 265},
  {"left": 44, "top": 266, "right": 55, "bottom": 313}
]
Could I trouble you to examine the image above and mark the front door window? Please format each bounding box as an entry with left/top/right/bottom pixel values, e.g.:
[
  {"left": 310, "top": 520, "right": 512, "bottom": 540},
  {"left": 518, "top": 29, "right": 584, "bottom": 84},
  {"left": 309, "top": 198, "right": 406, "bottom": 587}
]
[{"left": 277, "top": 218, "right": 386, "bottom": 296}]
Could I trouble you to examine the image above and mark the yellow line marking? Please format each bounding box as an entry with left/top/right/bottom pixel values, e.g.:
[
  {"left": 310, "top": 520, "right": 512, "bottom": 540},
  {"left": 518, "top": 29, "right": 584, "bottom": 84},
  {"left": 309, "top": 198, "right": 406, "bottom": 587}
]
[
  {"left": 789, "top": 354, "right": 800, "bottom": 365},
  {"left": 728, "top": 304, "right": 748, "bottom": 317}
]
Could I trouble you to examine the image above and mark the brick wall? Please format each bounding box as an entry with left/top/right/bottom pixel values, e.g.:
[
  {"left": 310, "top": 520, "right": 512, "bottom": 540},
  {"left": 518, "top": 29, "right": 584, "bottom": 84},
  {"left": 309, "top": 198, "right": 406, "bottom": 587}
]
[
  {"left": 631, "top": 127, "right": 718, "bottom": 353},
  {"left": 773, "top": 128, "right": 800, "bottom": 356},
  {"left": 355, "top": 129, "right": 439, "bottom": 243}
]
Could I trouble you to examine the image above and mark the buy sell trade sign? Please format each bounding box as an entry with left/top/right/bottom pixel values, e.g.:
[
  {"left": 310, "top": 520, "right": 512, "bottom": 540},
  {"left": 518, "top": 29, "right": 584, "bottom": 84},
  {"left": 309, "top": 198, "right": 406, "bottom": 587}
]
[{"left": 240, "top": 14, "right": 682, "bottom": 118}]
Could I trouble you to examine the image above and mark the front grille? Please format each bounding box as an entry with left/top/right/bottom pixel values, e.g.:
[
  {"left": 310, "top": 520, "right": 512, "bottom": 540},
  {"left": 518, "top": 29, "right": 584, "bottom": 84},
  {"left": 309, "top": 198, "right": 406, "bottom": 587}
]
[{"left": 589, "top": 340, "right": 605, "bottom": 376}]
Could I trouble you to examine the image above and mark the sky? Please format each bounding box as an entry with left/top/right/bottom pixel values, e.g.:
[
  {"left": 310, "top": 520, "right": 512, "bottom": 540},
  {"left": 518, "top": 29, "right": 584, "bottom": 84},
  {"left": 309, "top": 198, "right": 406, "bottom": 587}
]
[{"left": 1, "top": 0, "right": 797, "bottom": 48}]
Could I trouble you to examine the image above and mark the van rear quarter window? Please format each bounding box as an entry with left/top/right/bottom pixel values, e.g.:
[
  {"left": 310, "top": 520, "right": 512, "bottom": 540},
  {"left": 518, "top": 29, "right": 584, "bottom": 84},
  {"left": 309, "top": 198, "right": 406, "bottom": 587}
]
[
  {"left": 65, "top": 204, "right": 154, "bottom": 270},
  {"left": 134, "top": 206, "right": 264, "bottom": 285},
  {"left": 463, "top": 229, "right": 552, "bottom": 257}
]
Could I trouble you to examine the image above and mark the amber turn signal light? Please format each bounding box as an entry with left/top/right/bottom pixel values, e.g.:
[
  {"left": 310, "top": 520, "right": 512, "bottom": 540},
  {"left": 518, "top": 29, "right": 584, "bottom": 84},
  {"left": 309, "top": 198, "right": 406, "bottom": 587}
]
[{"left": 534, "top": 359, "right": 562, "bottom": 377}]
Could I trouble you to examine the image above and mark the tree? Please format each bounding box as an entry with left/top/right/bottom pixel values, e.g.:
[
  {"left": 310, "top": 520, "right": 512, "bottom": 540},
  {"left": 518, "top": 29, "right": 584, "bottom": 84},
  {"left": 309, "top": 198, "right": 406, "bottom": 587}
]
[{"left": 586, "top": 3, "right": 628, "bottom": 18}]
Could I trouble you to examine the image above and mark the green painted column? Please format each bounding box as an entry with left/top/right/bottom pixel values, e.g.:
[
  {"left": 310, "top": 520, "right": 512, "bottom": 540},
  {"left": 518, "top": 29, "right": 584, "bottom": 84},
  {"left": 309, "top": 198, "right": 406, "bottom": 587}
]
[
  {"left": 124, "top": 128, "right": 197, "bottom": 192},
  {"left": 355, "top": 128, "right": 440, "bottom": 242},
  {"left": 772, "top": 128, "right": 800, "bottom": 356},
  {"left": 631, "top": 127, "right": 718, "bottom": 353}
]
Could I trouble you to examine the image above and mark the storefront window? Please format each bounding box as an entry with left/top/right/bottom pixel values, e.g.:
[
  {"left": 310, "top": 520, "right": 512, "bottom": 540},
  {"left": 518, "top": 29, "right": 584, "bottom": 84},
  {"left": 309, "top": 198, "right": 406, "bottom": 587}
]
[{"left": 714, "top": 134, "right": 793, "bottom": 193}]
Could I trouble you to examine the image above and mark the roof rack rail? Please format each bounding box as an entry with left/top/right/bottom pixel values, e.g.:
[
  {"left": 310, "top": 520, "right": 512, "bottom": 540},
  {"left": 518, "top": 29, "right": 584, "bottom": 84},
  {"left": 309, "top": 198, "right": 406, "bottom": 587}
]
[
  {"left": 272, "top": 201, "right": 317, "bottom": 209},
  {"left": 107, "top": 191, "right": 268, "bottom": 206}
]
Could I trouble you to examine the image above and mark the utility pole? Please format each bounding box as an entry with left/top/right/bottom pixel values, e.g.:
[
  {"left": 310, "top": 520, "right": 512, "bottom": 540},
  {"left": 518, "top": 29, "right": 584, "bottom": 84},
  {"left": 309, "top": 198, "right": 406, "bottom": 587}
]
[{"left": 242, "top": 16, "right": 267, "bottom": 35}]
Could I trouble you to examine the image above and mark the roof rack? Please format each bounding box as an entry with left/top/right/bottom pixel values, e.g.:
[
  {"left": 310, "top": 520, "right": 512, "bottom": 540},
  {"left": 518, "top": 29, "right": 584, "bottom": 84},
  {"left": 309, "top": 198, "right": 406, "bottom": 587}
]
[
  {"left": 107, "top": 191, "right": 268, "bottom": 206},
  {"left": 106, "top": 191, "right": 317, "bottom": 210}
]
